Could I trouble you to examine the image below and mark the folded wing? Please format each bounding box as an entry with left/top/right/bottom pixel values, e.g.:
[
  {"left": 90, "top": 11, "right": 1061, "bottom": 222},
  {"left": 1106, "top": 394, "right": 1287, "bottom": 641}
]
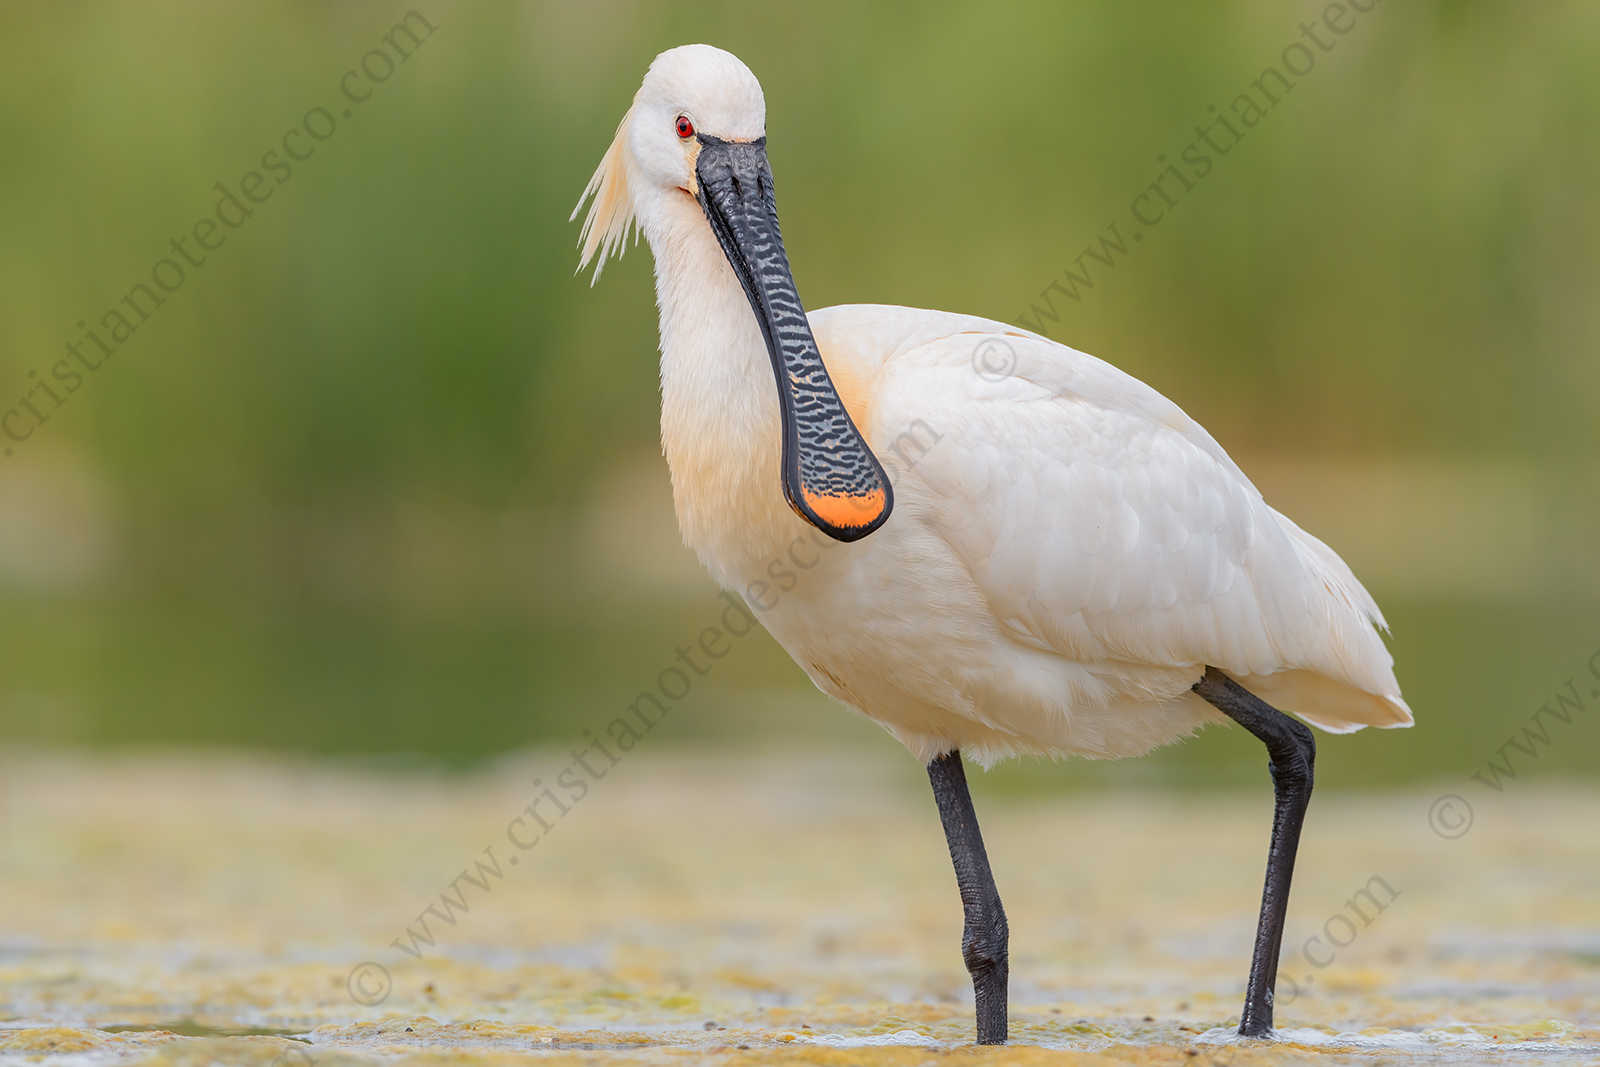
[{"left": 812, "top": 304, "right": 1412, "bottom": 734}]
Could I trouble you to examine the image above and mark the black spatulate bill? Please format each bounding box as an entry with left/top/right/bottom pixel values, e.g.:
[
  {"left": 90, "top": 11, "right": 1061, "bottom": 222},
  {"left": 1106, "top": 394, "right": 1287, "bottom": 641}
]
[{"left": 694, "top": 134, "right": 892, "bottom": 542}]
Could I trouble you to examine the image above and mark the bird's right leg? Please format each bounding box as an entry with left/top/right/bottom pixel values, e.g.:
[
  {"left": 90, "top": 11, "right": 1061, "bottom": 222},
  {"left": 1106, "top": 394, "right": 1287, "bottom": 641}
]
[
  {"left": 1193, "top": 665, "right": 1316, "bottom": 1039},
  {"left": 927, "top": 750, "right": 1009, "bottom": 1045}
]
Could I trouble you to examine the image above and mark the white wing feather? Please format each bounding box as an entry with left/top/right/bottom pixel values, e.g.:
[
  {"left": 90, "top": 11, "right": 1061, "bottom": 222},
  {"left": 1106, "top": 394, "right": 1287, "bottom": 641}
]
[{"left": 812, "top": 304, "right": 1411, "bottom": 738}]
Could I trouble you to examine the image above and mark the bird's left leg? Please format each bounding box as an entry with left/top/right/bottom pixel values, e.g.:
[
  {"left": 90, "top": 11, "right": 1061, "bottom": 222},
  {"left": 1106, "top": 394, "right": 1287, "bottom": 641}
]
[
  {"left": 1193, "top": 665, "right": 1316, "bottom": 1039},
  {"left": 927, "top": 750, "right": 1009, "bottom": 1045}
]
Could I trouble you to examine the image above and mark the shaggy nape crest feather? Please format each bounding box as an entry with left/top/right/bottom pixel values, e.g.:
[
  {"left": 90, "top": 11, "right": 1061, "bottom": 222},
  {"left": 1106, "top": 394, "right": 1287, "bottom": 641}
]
[{"left": 571, "top": 106, "right": 639, "bottom": 284}]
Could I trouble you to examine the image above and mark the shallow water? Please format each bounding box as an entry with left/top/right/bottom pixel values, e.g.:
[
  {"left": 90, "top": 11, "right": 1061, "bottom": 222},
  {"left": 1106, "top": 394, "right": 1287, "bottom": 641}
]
[{"left": 2, "top": 748, "right": 1597, "bottom": 1064}]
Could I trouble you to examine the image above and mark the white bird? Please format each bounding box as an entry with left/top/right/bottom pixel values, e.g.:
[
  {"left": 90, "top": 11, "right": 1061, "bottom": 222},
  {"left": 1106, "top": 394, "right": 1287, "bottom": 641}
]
[{"left": 573, "top": 43, "right": 1410, "bottom": 1043}]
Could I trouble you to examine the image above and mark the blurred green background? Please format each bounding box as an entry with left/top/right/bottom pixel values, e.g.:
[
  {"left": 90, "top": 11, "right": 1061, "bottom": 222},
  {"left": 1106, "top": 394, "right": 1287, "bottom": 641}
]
[{"left": 0, "top": 1, "right": 1596, "bottom": 789}]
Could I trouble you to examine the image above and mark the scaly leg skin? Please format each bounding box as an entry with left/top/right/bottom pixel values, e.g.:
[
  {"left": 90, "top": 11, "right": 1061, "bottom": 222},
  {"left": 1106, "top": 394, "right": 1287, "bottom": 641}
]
[
  {"left": 1193, "top": 665, "right": 1317, "bottom": 1039},
  {"left": 927, "top": 750, "right": 1009, "bottom": 1044}
]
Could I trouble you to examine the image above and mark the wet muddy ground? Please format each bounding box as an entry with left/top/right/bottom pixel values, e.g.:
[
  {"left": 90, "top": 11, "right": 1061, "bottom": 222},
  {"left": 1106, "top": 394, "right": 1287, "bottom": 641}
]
[{"left": 2, "top": 748, "right": 1596, "bottom": 1064}]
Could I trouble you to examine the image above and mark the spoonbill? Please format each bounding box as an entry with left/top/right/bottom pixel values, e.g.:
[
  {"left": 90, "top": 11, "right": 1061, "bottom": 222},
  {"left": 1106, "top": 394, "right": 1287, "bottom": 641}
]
[{"left": 571, "top": 44, "right": 1410, "bottom": 1043}]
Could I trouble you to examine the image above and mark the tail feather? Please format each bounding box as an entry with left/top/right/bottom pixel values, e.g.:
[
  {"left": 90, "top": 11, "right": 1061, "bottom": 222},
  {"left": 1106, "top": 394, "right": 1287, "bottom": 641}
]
[{"left": 1255, "top": 507, "right": 1412, "bottom": 732}]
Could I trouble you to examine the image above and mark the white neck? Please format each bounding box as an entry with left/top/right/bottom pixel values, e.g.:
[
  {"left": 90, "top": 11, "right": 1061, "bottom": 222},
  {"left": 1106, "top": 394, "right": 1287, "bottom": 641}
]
[{"left": 640, "top": 188, "right": 796, "bottom": 585}]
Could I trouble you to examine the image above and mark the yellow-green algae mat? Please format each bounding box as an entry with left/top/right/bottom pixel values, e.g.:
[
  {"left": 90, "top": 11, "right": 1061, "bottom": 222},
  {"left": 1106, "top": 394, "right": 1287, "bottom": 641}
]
[{"left": 2, "top": 748, "right": 1598, "bottom": 1065}]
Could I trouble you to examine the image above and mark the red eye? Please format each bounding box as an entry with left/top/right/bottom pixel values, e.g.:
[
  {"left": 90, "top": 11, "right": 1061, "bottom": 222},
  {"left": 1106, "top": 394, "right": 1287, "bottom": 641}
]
[{"left": 675, "top": 115, "right": 694, "bottom": 139}]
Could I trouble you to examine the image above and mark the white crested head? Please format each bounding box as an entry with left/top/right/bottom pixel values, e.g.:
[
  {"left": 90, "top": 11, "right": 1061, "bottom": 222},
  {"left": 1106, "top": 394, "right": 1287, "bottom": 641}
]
[{"left": 571, "top": 44, "right": 766, "bottom": 283}]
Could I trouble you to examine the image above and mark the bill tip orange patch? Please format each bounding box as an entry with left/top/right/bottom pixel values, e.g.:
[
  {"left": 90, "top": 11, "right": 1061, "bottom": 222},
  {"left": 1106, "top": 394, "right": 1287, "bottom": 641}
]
[{"left": 801, "top": 486, "right": 888, "bottom": 530}]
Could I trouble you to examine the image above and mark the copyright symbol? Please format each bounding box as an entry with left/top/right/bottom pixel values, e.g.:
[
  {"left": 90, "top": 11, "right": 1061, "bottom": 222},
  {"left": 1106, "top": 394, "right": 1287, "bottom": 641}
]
[
  {"left": 1428, "top": 794, "right": 1473, "bottom": 839},
  {"left": 347, "top": 961, "right": 391, "bottom": 1006},
  {"left": 971, "top": 337, "right": 1017, "bottom": 381}
]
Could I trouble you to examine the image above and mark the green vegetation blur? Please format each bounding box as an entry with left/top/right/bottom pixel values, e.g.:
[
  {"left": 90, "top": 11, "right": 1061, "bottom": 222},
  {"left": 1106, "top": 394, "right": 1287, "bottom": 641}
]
[{"left": 1, "top": 2, "right": 1597, "bottom": 788}]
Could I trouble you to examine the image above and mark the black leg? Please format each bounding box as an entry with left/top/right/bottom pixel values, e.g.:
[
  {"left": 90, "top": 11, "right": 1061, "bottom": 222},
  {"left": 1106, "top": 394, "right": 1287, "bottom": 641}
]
[
  {"left": 1193, "top": 666, "right": 1316, "bottom": 1038},
  {"left": 927, "top": 750, "right": 1009, "bottom": 1044}
]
